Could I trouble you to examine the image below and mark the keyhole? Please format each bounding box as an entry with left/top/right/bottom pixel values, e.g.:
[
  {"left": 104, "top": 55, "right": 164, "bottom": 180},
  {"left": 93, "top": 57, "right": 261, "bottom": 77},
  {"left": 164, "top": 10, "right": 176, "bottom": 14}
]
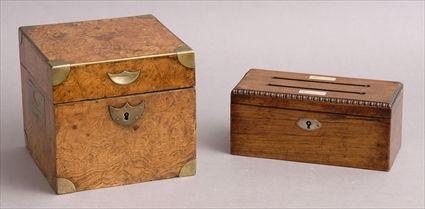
[
  {"left": 306, "top": 121, "right": 312, "bottom": 129},
  {"left": 124, "top": 112, "right": 129, "bottom": 121}
]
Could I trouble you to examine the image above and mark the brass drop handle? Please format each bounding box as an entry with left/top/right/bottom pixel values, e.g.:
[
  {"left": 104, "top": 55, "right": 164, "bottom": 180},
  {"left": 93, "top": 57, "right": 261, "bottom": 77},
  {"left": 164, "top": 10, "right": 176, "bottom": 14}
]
[
  {"left": 109, "top": 102, "right": 145, "bottom": 126},
  {"left": 107, "top": 70, "right": 140, "bottom": 85}
]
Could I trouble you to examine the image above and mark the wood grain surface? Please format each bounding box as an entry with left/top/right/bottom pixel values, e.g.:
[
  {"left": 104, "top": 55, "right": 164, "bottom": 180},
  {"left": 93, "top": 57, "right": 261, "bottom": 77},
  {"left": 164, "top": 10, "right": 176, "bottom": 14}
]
[
  {"left": 53, "top": 55, "right": 195, "bottom": 104},
  {"left": 19, "top": 32, "right": 52, "bottom": 100},
  {"left": 20, "top": 15, "right": 185, "bottom": 63},
  {"left": 389, "top": 89, "right": 403, "bottom": 167},
  {"left": 236, "top": 69, "right": 402, "bottom": 104},
  {"left": 232, "top": 69, "right": 403, "bottom": 118},
  {"left": 19, "top": 14, "right": 197, "bottom": 194},
  {"left": 21, "top": 67, "right": 57, "bottom": 190},
  {"left": 231, "top": 103, "right": 391, "bottom": 170},
  {"left": 55, "top": 88, "right": 196, "bottom": 192},
  {"left": 231, "top": 69, "right": 403, "bottom": 171}
]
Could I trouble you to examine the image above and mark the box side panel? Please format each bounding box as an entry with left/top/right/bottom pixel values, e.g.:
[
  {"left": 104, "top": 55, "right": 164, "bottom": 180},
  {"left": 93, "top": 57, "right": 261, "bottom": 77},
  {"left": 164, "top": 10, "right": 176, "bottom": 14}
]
[
  {"left": 52, "top": 55, "right": 195, "bottom": 104},
  {"left": 20, "top": 67, "right": 57, "bottom": 190},
  {"left": 389, "top": 89, "right": 403, "bottom": 168},
  {"left": 231, "top": 103, "right": 391, "bottom": 171},
  {"left": 55, "top": 88, "right": 196, "bottom": 192},
  {"left": 19, "top": 29, "right": 53, "bottom": 100}
]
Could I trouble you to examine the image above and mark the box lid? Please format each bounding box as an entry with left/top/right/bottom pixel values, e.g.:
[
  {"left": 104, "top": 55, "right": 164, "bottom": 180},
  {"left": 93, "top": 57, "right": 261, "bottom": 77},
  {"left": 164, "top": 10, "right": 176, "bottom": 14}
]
[
  {"left": 20, "top": 14, "right": 190, "bottom": 65},
  {"left": 19, "top": 15, "right": 195, "bottom": 104},
  {"left": 231, "top": 69, "right": 403, "bottom": 118}
]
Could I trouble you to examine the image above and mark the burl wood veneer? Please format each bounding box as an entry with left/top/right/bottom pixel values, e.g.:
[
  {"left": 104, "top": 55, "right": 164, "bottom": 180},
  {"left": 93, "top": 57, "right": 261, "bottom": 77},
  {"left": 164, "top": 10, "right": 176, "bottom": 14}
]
[
  {"left": 19, "top": 15, "right": 196, "bottom": 194},
  {"left": 55, "top": 89, "right": 195, "bottom": 192},
  {"left": 231, "top": 69, "right": 403, "bottom": 171}
]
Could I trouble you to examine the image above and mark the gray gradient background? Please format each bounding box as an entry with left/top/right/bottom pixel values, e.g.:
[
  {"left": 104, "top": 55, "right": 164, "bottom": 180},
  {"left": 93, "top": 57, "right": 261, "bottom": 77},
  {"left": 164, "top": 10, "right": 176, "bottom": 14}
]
[{"left": 1, "top": 1, "right": 424, "bottom": 208}]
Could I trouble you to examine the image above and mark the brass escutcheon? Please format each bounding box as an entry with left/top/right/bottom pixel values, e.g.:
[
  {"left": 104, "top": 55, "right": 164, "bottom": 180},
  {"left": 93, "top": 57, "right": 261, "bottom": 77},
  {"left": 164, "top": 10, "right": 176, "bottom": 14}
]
[
  {"left": 108, "top": 102, "right": 144, "bottom": 126},
  {"left": 107, "top": 70, "right": 140, "bottom": 85}
]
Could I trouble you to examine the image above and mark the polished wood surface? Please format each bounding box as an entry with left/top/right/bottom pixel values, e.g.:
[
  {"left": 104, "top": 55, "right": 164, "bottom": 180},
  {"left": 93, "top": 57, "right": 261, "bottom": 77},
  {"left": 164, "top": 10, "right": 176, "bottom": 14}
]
[
  {"left": 231, "top": 104, "right": 391, "bottom": 170},
  {"left": 19, "top": 15, "right": 195, "bottom": 104},
  {"left": 53, "top": 55, "right": 194, "bottom": 104},
  {"left": 231, "top": 69, "right": 403, "bottom": 171},
  {"left": 19, "top": 33, "right": 52, "bottom": 101},
  {"left": 55, "top": 88, "right": 196, "bottom": 192},
  {"left": 237, "top": 69, "right": 402, "bottom": 104},
  {"left": 389, "top": 89, "right": 403, "bottom": 167},
  {"left": 19, "top": 15, "right": 197, "bottom": 194},
  {"left": 21, "top": 67, "right": 57, "bottom": 189},
  {"left": 20, "top": 15, "right": 185, "bottom": 63},
  {"left": 232, "top": 69, "right": 402, "bottom": 118}
]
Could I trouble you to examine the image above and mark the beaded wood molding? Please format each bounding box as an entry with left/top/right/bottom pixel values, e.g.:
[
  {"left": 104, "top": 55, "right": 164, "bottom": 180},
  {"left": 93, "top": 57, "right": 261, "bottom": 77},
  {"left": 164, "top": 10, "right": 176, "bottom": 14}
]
[{"left": 232, "top": 88, "right": 401, "bottom": 109}]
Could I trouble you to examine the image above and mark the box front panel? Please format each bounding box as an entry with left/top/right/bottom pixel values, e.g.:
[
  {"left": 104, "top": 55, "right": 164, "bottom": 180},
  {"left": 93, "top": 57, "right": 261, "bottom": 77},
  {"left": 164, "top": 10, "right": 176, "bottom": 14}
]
[
  {"left": 53, "top": 55, "right": 195, "bottom": 104},
  {"left": 231, "top": 104, "right": 391, "bottom": 171},
  {"left": 55, "top": 88, "right": 196, "bottom": 192}
]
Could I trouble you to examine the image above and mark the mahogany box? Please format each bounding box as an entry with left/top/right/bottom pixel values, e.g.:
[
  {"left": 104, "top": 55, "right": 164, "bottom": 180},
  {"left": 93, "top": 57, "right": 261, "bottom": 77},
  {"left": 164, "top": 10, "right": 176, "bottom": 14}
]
[
  {"left": 231, "top": 69, "right": 403, "bottom": 171},
  {"left": 19, "top": 15, "right": 196, "bottom": 194}
]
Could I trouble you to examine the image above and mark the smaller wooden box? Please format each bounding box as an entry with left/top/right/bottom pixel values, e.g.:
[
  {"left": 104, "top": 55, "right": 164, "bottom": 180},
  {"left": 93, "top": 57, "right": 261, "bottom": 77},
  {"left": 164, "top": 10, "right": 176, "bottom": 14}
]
[{"left": 231, "top": 69, "right": 403, "bottom": 171}]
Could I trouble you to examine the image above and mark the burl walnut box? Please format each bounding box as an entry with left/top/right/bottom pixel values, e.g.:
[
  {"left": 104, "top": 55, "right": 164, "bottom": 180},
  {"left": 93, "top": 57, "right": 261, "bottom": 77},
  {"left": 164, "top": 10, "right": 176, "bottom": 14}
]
[
  {"left": 231, "top": 69, "right": 403, "bottom": 171},
  {"left": 19, "top": 15, "right": 196, "bottom": 194}
]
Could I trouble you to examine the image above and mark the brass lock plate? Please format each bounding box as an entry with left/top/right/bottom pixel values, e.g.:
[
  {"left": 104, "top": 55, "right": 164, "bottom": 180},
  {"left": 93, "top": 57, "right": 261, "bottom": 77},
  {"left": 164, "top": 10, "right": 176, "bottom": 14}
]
[
  {"left": 108, "top": 102, "right": 145, "bottom": 126},
  {"left": 297, "top": 118, "right": 321, "bottom": 131}
]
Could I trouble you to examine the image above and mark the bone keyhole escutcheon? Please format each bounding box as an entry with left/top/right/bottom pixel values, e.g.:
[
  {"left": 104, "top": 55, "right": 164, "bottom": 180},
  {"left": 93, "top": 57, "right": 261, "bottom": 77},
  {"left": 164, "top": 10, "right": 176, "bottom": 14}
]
[{"left": 297, "top": 118, "right": 321, "bottom": 131}]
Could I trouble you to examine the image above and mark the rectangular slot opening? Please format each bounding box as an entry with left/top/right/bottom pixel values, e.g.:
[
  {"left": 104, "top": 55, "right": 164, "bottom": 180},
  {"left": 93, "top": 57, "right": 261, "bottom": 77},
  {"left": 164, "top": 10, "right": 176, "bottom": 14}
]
[
  {"left": 268, "top": 83, "right": 366, "bottom": 95},
  {"left": 271, "top": 76, "right": 370, "bottom": 87}
]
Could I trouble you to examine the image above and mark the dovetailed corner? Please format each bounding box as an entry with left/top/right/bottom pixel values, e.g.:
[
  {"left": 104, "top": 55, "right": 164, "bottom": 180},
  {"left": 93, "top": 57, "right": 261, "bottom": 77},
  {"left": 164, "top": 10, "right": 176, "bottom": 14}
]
[
  {"left": 56, "top": 177, "right": 76, "bottom": 194},
  {"left": 179, "top": 159, "right": 196, "bottom": 177},
  {"left": 48, "top": 61, "right": 71, "bottom": 86},
  {"left": 176, "top": 45, "right": 195, "bottom": 69}
]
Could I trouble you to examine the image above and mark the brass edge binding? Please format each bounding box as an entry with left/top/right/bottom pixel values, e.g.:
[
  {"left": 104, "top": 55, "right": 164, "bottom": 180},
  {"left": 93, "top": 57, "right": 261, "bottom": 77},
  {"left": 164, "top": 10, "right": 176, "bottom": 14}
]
[
  {"left": 56, "top": 177, "right": 76, "bottom": 194},
  {"left": 179, "top": 159, "right": 196, "bottom": 177},
  {"left": 42, "top": 45, "right": 194, "bottom": 70},
  {"left": 49, "top": 52, "right": 178, "bottom": 69},
  {"left": 232, "top": 88, "right": 392, "bottom": 108},
  {"left": 176, "top": 45, "right": 195, "bottom": 69},
  {"left": 49, "top": 61, "right": 71, "bottom": 86}
]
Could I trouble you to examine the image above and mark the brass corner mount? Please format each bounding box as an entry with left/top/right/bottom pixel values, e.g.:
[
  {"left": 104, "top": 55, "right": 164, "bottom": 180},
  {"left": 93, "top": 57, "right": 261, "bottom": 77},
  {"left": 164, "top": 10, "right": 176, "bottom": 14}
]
[
  {"left": 56, "top": 177, "right": 76, "bottom": 194},
  {"left": 176, "top": 45, "right": 195, "bottom": 69},
  {"left": 179, "top": 159, "right": 196, "bottom": 177},
  {"left": 48, "top": 60, "right": 71, "bottom": 86}
]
